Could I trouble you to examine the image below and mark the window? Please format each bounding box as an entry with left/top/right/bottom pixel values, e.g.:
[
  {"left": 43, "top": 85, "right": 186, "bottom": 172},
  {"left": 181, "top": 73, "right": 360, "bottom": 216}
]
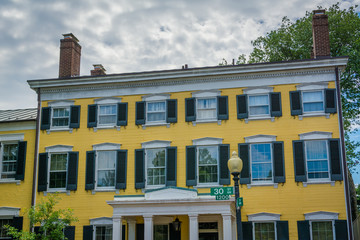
[
  {"left": 98, "top": 105, "right": 117, "bottom": 125},
  {"left": 0, "top": 219, "right": 12, "bottom": 239},
  {"left": 302, "top": 91, "right": 324, "bottom": 113},
  {"left": 248, "top": 95, "right": 270, "bottom": 116},
  {"left": 52, "top": 107, "right": 70, "bottom": 127},
  {"left": 198, "top": 146, "right": 218, "bottom": 184},
  {"left": 305, "top": 140, "right": 329, "bottom": 180},
  {"left": 147, "top": 101, "right": 166, "bottom": 123},
  {"left": 1, "top": 143, "right": 18, "bottom": 179},
  {"left": 146, "top": 148, "right": 166, "bottom": 186},
  {"left": 197, "top": 98, "right": 217, "bottom": 121},
  {"left": 250, "top": 143, "right": 273, "bottom": 183},
  {"left": 49, "top": 153, "right": 68, "bottom": 189},
  {"left": 311, "top": 221, "right": 333, "bottom": 240},
  {"left": 96, "top": 226, "right": 113, "bottom": 240},
  {"left": 0, "top": 138, "right": 26, "bottom": 181},
  {"left": 254, "top": 222, "right": 276, "bottom": 240},
  {"left": 96, "top": 151, "right": 116, "bottom": 188},
  {"left": 154, "top": 225, "right": 168, "bottom": 240}
]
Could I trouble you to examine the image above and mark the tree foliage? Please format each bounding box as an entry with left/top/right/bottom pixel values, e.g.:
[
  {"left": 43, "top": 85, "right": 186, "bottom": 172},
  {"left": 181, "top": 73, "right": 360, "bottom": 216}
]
[
  {"left": 221, "top": 3, "right": 360, "bottom": 171},
  {"left": 5, "top": 194, "right": 78, "bottom": 240}
]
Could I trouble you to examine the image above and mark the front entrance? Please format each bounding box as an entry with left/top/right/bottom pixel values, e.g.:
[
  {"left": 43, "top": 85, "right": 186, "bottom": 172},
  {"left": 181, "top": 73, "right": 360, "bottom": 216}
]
[
  {"left": 199, "top": 232, "right": 218, "bottom": 240},
  {"left": 199, "top": 222, "right": 218, "bottom": 240}
]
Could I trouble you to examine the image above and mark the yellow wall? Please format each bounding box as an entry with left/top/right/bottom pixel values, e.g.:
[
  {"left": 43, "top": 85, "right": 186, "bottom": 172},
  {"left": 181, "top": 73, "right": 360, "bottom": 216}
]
[{"left": 37, "top": 82, "right": 346, "bottom": 239}]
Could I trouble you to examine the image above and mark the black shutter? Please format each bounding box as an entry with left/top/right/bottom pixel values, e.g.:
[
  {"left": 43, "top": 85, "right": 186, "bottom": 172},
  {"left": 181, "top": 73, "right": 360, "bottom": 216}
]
[
  {"left": 135, "top": 149, "right": 145, "bottom": 189},
  {"left": 290, "top": 91, "right": 302, "bottom": 116},
  {"left": 67, "top": 152, "right": 78, "bottom": 191},
  {"left": 64, "top": 226, "right": 75, "bottom": 240},
  {"left": 219, "top": 144, "right": 230, "bottom": 185},
  {"left": 69, "top": 105, "right": 81, "bottom": 128},
  {"left": 11, "top": 216, "right": 23, "bottom": 231},
  {"left": 135, "top": 101, "right": 146, "bottom": 125},
  {"left": 185, "top": 98, "right": 196, "bottom": 122},
  {"left": 136, "top": 224, "right": 144, "bottom": 240},
  {"left": 242, "top": 222, "right": 253, "bottom": 240},
  {"left": 329, "top": 139, "right": 343, "bottom": 181},
  {"left": 335, "top": 220, "right": 348, "bottom": 240},
  {"left": 87, "top": 104, "right": 97, "bottom": 128},
  {"left": 38, "top": 153, "right": 48, "bottom": 192},
  {"left": 217, "top": 96, "right": 229, "bottom": 120},
  {"left": 297, "top": 221, "right": 310, "bottom": 240},
  {"left": 85, "top": 151, "right": 95, "bottom": 190},
  {"left": 270, "top": 92, "right": 282, "bottom": 117},
  {"left": 276, "top": 221, "right": 289, "bottom": 240},
  {"left": 167, "top": 99, "right": 177, "bottom": 123},
  {"left": 169, "top": 223, "right": 181, "bottom": 240},
  {"left": 122, "top": 225, "right": 126, "bottom": 240},
  {"left": 166, "top": 147, "right": 177, "bottom": 186},
  {"left": 325, "top": 88, "right": 337, "bottom": 113},
  {"left": 83, "top": 225, "right": 93, "bottom": 240},
  {"left": 117, "top": 103, "right": 128, "bottom": 126},
  {"left": 293, "top": 141, "right": 306, "bottom": 182},
  {"left": 273, "top": 142, "right": 285, "bottom": 183},
  {"left": 116, "top": 150, "right": 127, "bottom": 189},
  {"left": 238, "top": 144, "right": 250, "bottom": 184},
  {"left": 186, "top": 146, "right": 197, "bottom": 186},
  {"left": 236, "top": 94, "right": 248, "bottom": 119},
  {"left": 41, "top": 107, "right": 51, "bottom": 130},
  {"left": 15, "top": 141, "right": 27, "bottom": 180}
]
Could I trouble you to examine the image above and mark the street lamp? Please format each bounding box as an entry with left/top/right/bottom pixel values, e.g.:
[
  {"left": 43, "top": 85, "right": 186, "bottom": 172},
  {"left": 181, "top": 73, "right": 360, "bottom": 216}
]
[{"left": 228, "top": 151, "right": 243, "bottom": 240}]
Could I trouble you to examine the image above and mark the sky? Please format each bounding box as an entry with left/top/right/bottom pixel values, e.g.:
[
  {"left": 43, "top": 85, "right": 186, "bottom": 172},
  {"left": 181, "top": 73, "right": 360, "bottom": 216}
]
[{"left": 1, "top": 0, "right": 360, "bottom": 181}]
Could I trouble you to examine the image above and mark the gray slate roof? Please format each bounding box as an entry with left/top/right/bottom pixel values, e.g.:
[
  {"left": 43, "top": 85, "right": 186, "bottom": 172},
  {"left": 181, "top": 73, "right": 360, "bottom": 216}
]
[{"left": 0, "top": 108, "right": 37, "bottom": 122}]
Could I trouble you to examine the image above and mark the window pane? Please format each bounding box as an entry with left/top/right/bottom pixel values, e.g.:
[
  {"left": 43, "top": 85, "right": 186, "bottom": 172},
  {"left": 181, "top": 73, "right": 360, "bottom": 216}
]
[
  {"left": 254, "top": 222, "right": 275, "bottom": 240},
  {"left": 97, "top": 170, "right": 115, "bottom": 187},
  {"left": 97, "top": 151, "right": 116, "bottom": 169},
  {"left": 154, "top": 225, "right": 168, "bottom": 240},
  {"left": 147, "top": 149, "right": 166, "bottom": 186},
  {"left": 251, "top": 144, "right": 272, "bottom": 182},
  {"left": 197, "top": 98, "right": 216, "bottom": 109},
  {"left": 311, "top": 221, "right": 333, "bottom": 240},
  {"left": 2, "top": 144, "right": 17, "bottom": 178},
  {"left": 99, "top": 105, "right": 116, "bottom": 115},
  {"left": 50, "top": 154, "right": 67, "bottom": 171},
  {"left": 52, "top": 108, "right": 70, "bottom": 127},
  {"left": 303, "top": 91, "right": 324, "bottom": 112},
  {"left": 198, "top": 146, "right": 218, "bottom": 184},
  {"left": 147, "top": 102, "right": 166, "bottom": 122},
  {"left": 99, "top": 105, "right": 117, "bottom": 125},
  {"left": 0, "top": 219, "right": 12, "bottom": 238},
  {"left": 97, "top": 151, "right": 116, "bottom": 187},
  {"left": 306, "top": 141, "right": 329, "bottom": 180},
  {"left": 197, "top": 98, "right": 217, "bottom": 120},
  {"left": 249, "top": 106, "right": 270, "bottom": 115},
  {"left": 49, "top": 154, "right": 67, "bottom": 189},
  {"left": 96, "top": 226, "right": 113, "bottom": 240},
  {"left": 147, "top": 112, "right": 166, "bottom": 122},
  {"left": 249, "top": 95, "right": 269, "bottom": 105}
]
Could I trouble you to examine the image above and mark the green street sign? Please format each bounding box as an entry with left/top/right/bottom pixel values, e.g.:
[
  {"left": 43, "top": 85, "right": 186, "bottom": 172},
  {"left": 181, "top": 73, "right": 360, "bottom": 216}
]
[
  {"left": 210, "top": 187, "right": 234, "bottom": 196},
  {"left": 237, "top": 197, "right": 243, "bottom": 207},
  {"left": 215, "top": 195, "right": 230, "bottom": 200}
]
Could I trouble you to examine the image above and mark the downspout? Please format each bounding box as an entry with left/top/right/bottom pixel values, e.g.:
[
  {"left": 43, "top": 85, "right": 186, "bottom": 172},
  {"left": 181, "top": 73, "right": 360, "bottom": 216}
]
[
  {"left": 31, "top": 88, "right": 41, "bottom": 210},
  {"left": 335, "top": 67, "right": 353, "bottom": 239}
]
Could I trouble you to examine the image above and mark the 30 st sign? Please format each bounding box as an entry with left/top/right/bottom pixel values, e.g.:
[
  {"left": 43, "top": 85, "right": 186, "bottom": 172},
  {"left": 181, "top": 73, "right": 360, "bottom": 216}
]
[{"left": 210, "top": 187, "right": 234, "bottom": 196}]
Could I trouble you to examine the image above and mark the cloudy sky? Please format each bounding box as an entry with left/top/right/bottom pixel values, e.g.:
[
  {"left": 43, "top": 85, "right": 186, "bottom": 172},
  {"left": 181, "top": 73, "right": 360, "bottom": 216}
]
[{"left": 1, "top": 0, "right": 360, "bottom": 180}]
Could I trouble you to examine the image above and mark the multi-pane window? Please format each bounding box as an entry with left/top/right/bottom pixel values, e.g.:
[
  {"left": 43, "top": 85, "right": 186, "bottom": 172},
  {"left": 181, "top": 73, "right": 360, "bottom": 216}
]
[
  {"left": 311, "top": 221, "right": 333, "bottom": 240},
  {"left": 96, "top": 151, "right": 116, "bottom": 188},
  {"left": 305, "top": 140, "right": 329, "bottom": 180},
  {"left": 49, "top": 153, "right": 67, "bottom": 189},
  {"left": 0, "top": 219, "right": 12, "bottom": 239},
  {"left": 197, "top": 98, "right": 217, "bottom": 120},
  {"left": 198, "top": 146, "right": 218, "bottom": 184},
  {"left": 52, "top": 108, "right": 70, "bottom": 127},
  {"left": 147, "top": 101, "right": 166, "bottom": 123},
  {"left": 98, "top": 105, "right": 117, "bottom": 125},
  {"left": 254, "top": 222, "right": 276, "bottom": 240},
  {"left": 154, "top": 225, "right": 168, "bottom": 240},
  {"left": 146, "top": 148, "right": 166, "bottom": 186},
  {"left": 302, "top": 91, "right": 324, "bottom": 113},
  {"left": 251, "top": 143, "right": 273, "bottom": 182},
  {"left": 95, "top": 226, "right": 113, "bottom": 240},
  {"left": 248, "top": 95, "right": 270, "bottom": 116},
  {"left": 1, "top": 144, "right": 17, "bottom": 179}
]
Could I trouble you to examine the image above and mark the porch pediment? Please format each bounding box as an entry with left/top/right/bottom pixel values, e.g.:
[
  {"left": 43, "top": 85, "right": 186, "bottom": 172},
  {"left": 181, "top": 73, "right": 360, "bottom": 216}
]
[{"left": 144, "top": 187, "right": 198, "bottom": 200}]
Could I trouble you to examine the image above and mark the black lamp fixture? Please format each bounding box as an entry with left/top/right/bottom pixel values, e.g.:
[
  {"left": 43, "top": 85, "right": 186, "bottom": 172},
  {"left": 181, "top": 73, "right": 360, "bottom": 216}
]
[{"left": 172, "top": 217, "right": 181, "bottom": 231}]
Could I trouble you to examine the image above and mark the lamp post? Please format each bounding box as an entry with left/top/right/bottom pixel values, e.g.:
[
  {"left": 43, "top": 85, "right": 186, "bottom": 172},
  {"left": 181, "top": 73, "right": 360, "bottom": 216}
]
[{"left": 228, "top": 151, "right": 243, "bottom": 240}]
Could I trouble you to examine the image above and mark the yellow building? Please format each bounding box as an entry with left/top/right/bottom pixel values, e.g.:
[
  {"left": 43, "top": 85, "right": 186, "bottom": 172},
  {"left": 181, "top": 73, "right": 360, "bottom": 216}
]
[{"left": 0, "top": 9, "right": 352, "bottom": 240}]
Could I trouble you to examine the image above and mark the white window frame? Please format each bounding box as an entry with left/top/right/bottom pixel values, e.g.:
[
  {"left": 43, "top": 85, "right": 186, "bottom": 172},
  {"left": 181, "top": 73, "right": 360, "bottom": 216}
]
[
  {"left": 304, "top": 140, "right": 330, "bottom": 182},
  {"left": 250, "top": 143, "right": 273, "bottom": 184},
  {"left": 304, "top": 211, "right": 338, "bottom": 240},
  {"left": 301, "top": 90, "right": 325, "bottom": 114},
  {"left": 146, "top": 101, "right": 167, "bottom": 124},
  {"left": 192, "top": 90, "right": 220, "bottom": 123},
  {"left": 90, "top": 217, "right": 113, "bottom": 240},
  {"left": 253, "top": 221, "right": 277, "bottom": 240},
  {"left": 142, "top": 94, "right": 170, "bottom": 126},
  {"left": 97, "top": 104, "right": 117, "bottom": 126},
  {"left": 0, "top": 207, "right": 20, "bottom": 239},
  {"left": 51, "top": 107, "right": 70, "bottom": 128},
  {"left": 95, "top": 150, "right": 117, "bottom": 190},
  {"left": 196, "top": 97, "right": 217, "bottom": 121},
  {"left": 248, "top": 94, "right": 271, "bottom": 118},
  {"left": 47, "top": 152, "right": 68, "bottom": 191},
  {"left": 243, "top": 86, "right": 274, "bottom": 122},
  {"left": 247, "top": 212, "right": 280, "bottom": 240},
  {"left": 47, "top": 100, "right": 74, "bottom": 131},
  {"left": 0, "top": 218, "right": 13, "bottom": 239},
  {"left": 0, "top": 141, "right": 18, "bottom": 180},
  {"left": 145, "top": 148, "right": 167, "bottom": 188},
  {"left": 296, "top": 83, "right": 329, "bottom": 118}
]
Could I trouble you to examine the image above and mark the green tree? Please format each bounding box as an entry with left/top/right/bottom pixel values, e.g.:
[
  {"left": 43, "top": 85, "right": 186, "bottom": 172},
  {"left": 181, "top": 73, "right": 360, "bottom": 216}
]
[
  {"left": 221, "top": 3, "right": 360, "bottom": 171},
  {"left": 5, "top": 194, "right": 78, "bottom": 240}
]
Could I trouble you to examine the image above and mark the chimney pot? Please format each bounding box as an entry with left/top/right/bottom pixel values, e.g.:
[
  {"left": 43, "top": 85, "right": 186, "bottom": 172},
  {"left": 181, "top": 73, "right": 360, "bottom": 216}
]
[{"left": 91, "top": 64, "right": 106, "bottom": 76}]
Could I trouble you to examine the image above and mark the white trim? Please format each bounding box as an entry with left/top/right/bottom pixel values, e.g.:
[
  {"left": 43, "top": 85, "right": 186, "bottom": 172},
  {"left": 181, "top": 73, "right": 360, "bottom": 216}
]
[
  {"left": 244, "top": 134, "right": 276, "bottom": 143},
  {"left": 0, "top": 133, "right": 24, "bottom": 142},
  {"left": 0, "top": 207, "right": 20, "bottom": 217},
  {"left": 47, "top": 100, "right": 74, "bottom": 107},
  {"left": 45, "top": 145, "right": 73, "bottom": 153},
  {"left": 247, "top": 212, "right": 281, "bottom": 221},
  {"left": 90, "top": 217, "right": 113, "bottom": 225},
  {"left": 243, "top": 86, "right": 273, "bottom": 94},
  {"left": 94, "top": 97, "right": 122, "bottom": 104},
  {"left": 141, "top": 140, "right": 171, "bottom": 149},
  {"left": 192, "top": 137, "right": 223, "bottom": 146},
  {"left": 192, "top": 90, "right": 221, "bottom": 98},
  {"left": 0, "top": 122, "right": 36, "bottom": 131},
  {"left": 304, "top": 211, "right": 339, "bottom": 220},
  {"left": 92, "top": 143, "right": 121, "bottom": 151},
  {"left": 47, "top": 152, "right": 68, "bottom": 192},
  {"left": 304, "top": 140, "right": 331, "bottom": 182},
  {"left": 142, "top": 94, "right": 170, "bottom": 101},
  {"left": 296, "top": 82, "right": 328, "bottom": 91},
  {"left": 299, "top": 131, "right": 332, "bottom": 140}
]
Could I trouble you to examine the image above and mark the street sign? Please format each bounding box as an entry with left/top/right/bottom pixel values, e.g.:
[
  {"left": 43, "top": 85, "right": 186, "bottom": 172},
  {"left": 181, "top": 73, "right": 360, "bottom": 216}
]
[
  {"left": 237, "top": 197, "right": 243, "bottom": 207},
  {"left": 215, "top": 195, "right": 230, "bottom": 200},
  {"left": 210, "top": 187, "right": 234, "bottom": 196}
]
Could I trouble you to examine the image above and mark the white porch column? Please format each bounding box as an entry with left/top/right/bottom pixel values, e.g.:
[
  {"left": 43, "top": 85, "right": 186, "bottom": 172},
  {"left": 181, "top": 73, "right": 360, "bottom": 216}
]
[
  {"left": 143, "top": 215, "right": 153, "bottom": 240},
  {"left": 127, "top": 219, "right": 136, "bottom": 240},
  {"left": 222, "top": 214, "right": 232, "bottom": 240},
  {"left": 231, "top": 216, "right": 236, "bottom": 240},
  {"left": 112, "top": 216, "right": 122, "bottom": 240},
  {"left": 189, "top": 214, "right": 199, "bottom": 240}
]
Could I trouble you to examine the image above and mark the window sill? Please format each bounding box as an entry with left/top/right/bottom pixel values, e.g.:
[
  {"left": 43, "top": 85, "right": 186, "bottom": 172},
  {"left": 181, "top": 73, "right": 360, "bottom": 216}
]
[
  {"left": 245, "top": 116, "right": 275, "bottom": 123},
  {"left": 142, "top": 123, "right": 170, "bottom": 129},
  {"left": 44, "top": 190, "right": 71, "bottom": 196},
  {"left": 298, "top": 113, "right": 330, "bottom": 120},
  {"left": 303, "top": 181, "right": 335, "bottom": 187},
  {"left": 247, "top": 183, "right": 278, "bottom": 189},
  {"left": 92, "top": 189, "right": 120, "bottom": 194},
  {"left": 192, "top": 120, "right": 221, "bottom": 126},
  {"left": 93, "top": 126, "right": 120, "bottom": 132},
  {"left": 46, "top": 128, "right": 73, "bottom": 134},
  {"left": 194, "top": 184, "right": 224, "bottom": 189},
  {"left": 0, "top": 179, "right": 20, "bottom": 185}
]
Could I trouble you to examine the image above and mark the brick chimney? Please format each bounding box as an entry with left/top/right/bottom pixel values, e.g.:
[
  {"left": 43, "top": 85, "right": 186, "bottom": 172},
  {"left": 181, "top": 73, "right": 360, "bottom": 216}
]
[
  {"left": 59, "top": 33, "right": 81, "bottom": 78},
  {"left": 312, "top": 10, "right": 331, "bottom": 58},
  {"left": 91, "top": 64, "right": 106, "bottom": 76}
]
